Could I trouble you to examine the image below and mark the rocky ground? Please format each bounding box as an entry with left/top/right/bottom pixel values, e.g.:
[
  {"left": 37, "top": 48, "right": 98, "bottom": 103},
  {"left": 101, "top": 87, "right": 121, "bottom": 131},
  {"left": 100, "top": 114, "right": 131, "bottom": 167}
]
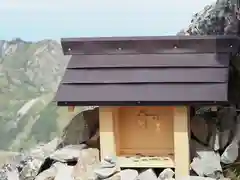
[{"left": 0, "top": 106, "right": 239, "bottom": 180}]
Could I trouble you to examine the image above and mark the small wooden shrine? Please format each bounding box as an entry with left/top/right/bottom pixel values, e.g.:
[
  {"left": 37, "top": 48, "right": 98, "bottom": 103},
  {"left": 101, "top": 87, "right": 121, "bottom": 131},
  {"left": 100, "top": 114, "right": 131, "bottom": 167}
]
[{"left": 55, "top": 35, "right": 239, "bottom": 178}]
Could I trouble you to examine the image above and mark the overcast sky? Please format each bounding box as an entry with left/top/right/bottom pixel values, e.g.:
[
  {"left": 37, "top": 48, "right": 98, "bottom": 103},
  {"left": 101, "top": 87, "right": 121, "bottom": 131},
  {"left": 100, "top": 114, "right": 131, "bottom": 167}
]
[{"left": 0, "top": 0, "right": 216, "bottom": 41}]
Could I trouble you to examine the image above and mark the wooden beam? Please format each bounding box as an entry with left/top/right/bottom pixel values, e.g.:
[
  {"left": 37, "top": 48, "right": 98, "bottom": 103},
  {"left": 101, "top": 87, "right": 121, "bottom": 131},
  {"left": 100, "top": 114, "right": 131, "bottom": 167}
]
[
  {"left": 99, "top": 107, "right": 117, "bottom": 159},
  {"left": 173, "top": 106, "right": 190, "bottom": 178},
  {"left": 68, "top": 106, "right": 75, "bottom": 112},
  {"left": 117, "top": 156, "right": 174, "bottom": 168}
]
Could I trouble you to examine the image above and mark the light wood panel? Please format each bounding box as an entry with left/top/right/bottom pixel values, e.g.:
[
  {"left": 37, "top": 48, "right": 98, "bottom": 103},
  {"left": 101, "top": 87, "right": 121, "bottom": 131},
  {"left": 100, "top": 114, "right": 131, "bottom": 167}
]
[
  {"left": 173, "top": 106, "right": 190, "bottom": 178},
  {"left": 99, "top": 107, "right": 117, "bottom": 159},
  {"left": 117, "top": 106, "right": 174, "bottom": 157}
]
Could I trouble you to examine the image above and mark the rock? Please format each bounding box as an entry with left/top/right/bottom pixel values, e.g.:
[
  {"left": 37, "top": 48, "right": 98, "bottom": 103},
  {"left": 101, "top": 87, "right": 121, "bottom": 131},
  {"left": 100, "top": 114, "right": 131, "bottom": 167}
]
[
  {"left": 190, "top": 116, "right": 209, "bottom": 145},
  {"left": 233, "top": 115, "right": 240, "bottom": 141},
  {"left": 158, "top": 168, "right": 175, "bottom": 180},
  {"left": 49, "top": 144, "right": 87, "bottom": 163},
  {"left": 94, "top": 156, "right": 119, "bottom": 179},
  {"left": 219, "top": 130, "right": 231, "bottom": 150},
  {"left": 106, "top": 173, "right": 121, "bottom": 180},
  {"left": 119, "top": 169, "right": 138, "bottom": 180},
  {"left": 29, "top": 137, "right": 60, "bottom": 160},
  {"left": 184, "top": 0, "right": 238, "bottom": 36},
  {"left": 105, "top": 169, "right": 138, "bottom": 180},
  {"left": 94, "top": 166, "right": 118, "bottom": 179},
  {"left": 220, "top": 115, "right": 240, "bottom": 164},
  {"left": 60, "top": 107, "right": 99, "bottom": 146},
  {"left": 178, "top": 176, "right": 215, "bottom": 180},
  {"left": 136, "top": 169, "right": 158, "bottom": 180},
  {"left": 35, "top": 162, "right": 63, "bottom": 180},
  {"left": 209, "top": 127, "right": 220, "bottom": 151},
  {"left": 216, "top": 107, "right": 237, "bottom": 150},
  {"left": 104, "top": 156, "right": 117, "bottom": 162},
  {"left": 72, "top": 148, "right": 100, "bottom": 180},
  {"left": 54, "top": 164, "right": 74, "bottom": 180},
  {"left": 220, "top": 140, "right": 239, "bottom": 164},
  {"left": 217, "top": 107, "right": 236, "bottom": 132},
  {"left": 19, "top": 158, "right": 43, "bottom": 180},
  {"left": 190, "top": 147, "right": 222, "bottom": 178},
  {"left": 37, "top": 157, "right": 55, "bottom": 175},
  {"left": 100, "top": 159, "right": 116, "bottom": 168},
  {"left": 6, "top": 170, "right": 19, "bottom": 180},
  {"left": 101, "top": 156, "right": 117, "bottom": 168},
  {"left": 86, "top": 128, "right": 100, "bottom": 149}
]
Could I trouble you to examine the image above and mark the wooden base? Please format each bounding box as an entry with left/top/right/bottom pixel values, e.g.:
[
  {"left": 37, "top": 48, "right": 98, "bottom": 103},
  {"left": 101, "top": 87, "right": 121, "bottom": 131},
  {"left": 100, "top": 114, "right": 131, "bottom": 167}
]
[
  {"left": 99, "top": 106, "right": 190, "bottom": 178},
  {"left": 118, "top": 155, "right": 174, "bottom": 168}
]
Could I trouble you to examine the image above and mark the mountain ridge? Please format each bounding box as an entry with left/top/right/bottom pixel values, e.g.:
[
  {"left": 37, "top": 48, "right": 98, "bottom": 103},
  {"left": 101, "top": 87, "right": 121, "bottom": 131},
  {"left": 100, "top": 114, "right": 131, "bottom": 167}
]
[{"left": 0, "top": 38, "right": 81, "bottom": 151}]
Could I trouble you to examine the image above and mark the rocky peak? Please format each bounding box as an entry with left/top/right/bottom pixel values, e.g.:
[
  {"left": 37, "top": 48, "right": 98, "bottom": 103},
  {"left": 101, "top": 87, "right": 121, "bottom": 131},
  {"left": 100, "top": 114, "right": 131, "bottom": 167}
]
[{"left": 0, "top": 38, "right": 71, "bottom": 152}]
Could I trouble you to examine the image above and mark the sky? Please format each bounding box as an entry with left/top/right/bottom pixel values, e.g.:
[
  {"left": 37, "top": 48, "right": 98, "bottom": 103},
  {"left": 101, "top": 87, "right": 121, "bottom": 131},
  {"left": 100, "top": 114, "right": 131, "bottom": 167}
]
[{"left": 0, "top": 0, "right": 216, "bottom": 41}]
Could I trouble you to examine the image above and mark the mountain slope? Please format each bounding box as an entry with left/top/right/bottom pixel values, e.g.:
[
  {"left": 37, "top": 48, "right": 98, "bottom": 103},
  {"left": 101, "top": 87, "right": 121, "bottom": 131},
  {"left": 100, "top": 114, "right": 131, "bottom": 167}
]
[{"left": 0, "top": 38, "right": 80, "bottom": 151}]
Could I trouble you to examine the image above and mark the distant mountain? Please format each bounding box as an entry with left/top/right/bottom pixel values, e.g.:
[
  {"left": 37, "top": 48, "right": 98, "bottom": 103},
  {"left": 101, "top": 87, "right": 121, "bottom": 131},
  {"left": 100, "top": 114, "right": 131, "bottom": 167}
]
[{"left": 0, "top": 38, "right": 81, "bottom": 151}]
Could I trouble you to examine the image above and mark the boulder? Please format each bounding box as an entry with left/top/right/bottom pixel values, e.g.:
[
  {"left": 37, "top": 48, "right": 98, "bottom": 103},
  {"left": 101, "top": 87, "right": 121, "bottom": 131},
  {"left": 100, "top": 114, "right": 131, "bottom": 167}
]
[
  {"left": 18, "top": 158, "right": 43, "bottom": 180},
  {"left": 136, "top": 169, "right": 158, "bottom": 180},
  {"left": 59, "top": 107, "right": 99, "bottom": 147},
  {"left": 6, "top": 170, "right": 19, "bottom": 180},
  {"left": 178, "top": 176, "right": 215, "bottom": 180},
  {"left": 49, "top": 144, "right": 87, "bottom": 163},
  {"left": 72, "top": 148, "right": 100, "bottom": 180},
  {"left": 54, "top": 164, "right": 74, "bottom": 180},
  {"left": 119, "top": 169, "right": 138, "bottom": 180},
  {"left": 158, "top": 168, "right": 175, "bottom": 180},
  {"left": 190, "top": 116, "right": 209, "bottom": 146},
  {"left": 221, "top": 140, "right": 239, "bottom": 164},
  {"left": 190, "top": 143, "right": 222, "bottom": 178},
  {"left": 35, "top": 162, "right": 64, "bottom": 180},
  {"left": 94, "top": 156, "right": 119, "bottom": 179}
]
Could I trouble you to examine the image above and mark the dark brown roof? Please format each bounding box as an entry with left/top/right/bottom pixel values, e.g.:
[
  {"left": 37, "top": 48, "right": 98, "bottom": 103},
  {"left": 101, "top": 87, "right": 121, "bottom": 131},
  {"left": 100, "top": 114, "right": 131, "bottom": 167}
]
[{"left": 55, "top": 35, "right": 240, "bottom": 106}]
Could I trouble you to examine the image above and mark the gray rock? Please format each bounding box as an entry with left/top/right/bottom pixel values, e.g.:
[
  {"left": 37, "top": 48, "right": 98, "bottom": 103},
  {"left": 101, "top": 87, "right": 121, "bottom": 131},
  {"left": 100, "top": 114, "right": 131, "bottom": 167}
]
[
  {"left": 191, "top": 116, "right": 209, "bottom": 146},
  {"left": 217, "top": 107, "right": 236, "bottom": 132},
  {"left": 184, "top": 0, "right": 239, "bottom": 36},
  {"left": 94, "top": 166, "right": 118, "bottom": 179},
  {"left": 136, "top": 169, "right": 158, "bottom": 180},
  {"left": 72, "top": 148, "right": 100, "bottom": 180},
  {"left": 190, "top": 149, "right": 222, "bottom": 178},
  {"left": 105, "top": 173, "right": 121, "bottom": 180},
  {"left": 219, "top": 130, "right": 231, "bottom": 150},
  {"left": 158, "top": 168, "right": 175, "bottom": 180},
  {"left": 233, "top": 115, "right": 240, "bottom": 141},
  {"left": 54, "top": 164, "right": 74, "bottom": 180},
  {"left": 86, "top": 128, "right": 100, "bottom": 149},
  {"left": 178, "top": 176, "right": 215, "bottom": 180},
  {"left": 6, "top": 170, "right": 19, "bottom": 180},
  {"left": 29, "top": 137, "right": 60, "bottom": 160},
  {"left": 49, "top": 144, "right": 87, "bottom": 162},
  {"left": 119, "top": 169, "right": 138, "bottom": 180},
  {"left": 60, "top": 107, "right": 99, "bottom": 146},
  {"left": 220, "top": 140, "right": 239, "bottom": 164},
  {"left": 105, "top": 169, "right": 138, "bottom": 180},
  {"left": 19, "top": 158, "right": 43, "bottom": 180},
  {"left": 94, "top": 156, "right": 119, "bottom": 179},
  {"left": 100, "top": 160, "right": 116, "bottom": 168},
  {"left": 35, "top": 162, "right": 64, "bottom": 180},
  {"left": 104, "top": 156, "right": 117, "bottom": 164},
  {"left": 209, "top": 127, "right": 220, "bottom": 151}
]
